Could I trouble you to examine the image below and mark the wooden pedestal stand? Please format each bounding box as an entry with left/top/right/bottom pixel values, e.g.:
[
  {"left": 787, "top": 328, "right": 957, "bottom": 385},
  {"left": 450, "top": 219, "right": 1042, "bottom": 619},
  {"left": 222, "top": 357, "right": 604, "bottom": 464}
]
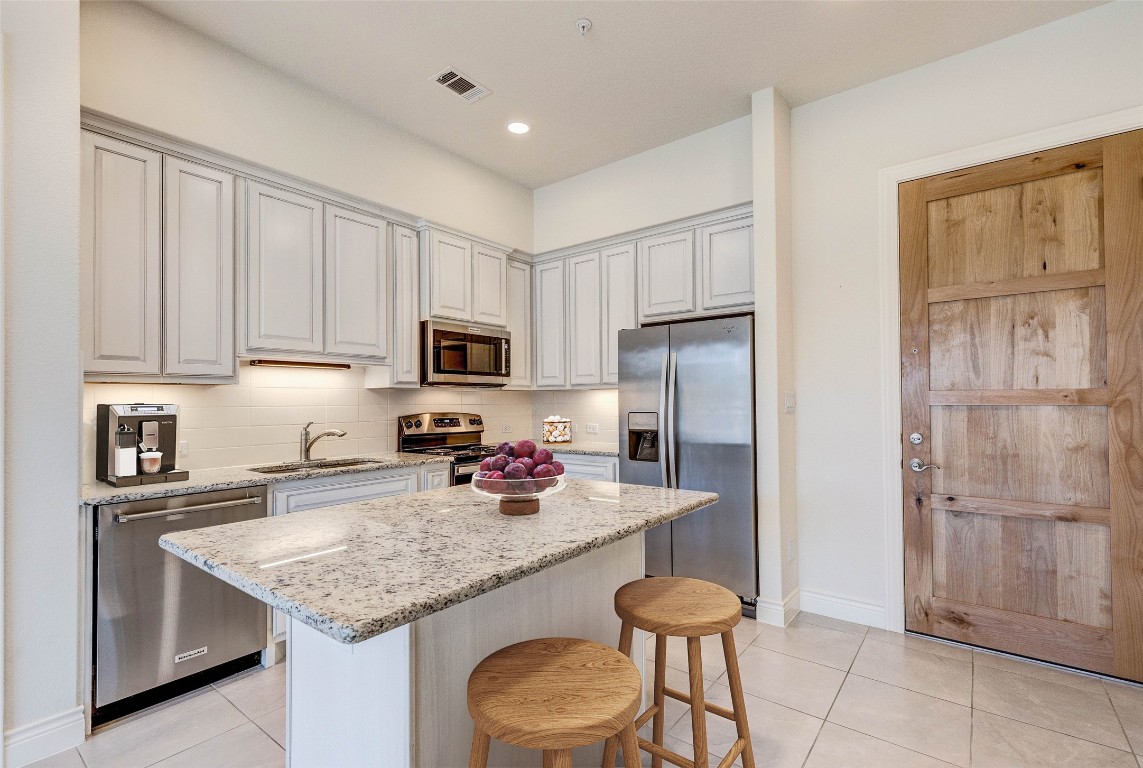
[{"left": 498, "top": 497, "right": 540, "bottom": 516}]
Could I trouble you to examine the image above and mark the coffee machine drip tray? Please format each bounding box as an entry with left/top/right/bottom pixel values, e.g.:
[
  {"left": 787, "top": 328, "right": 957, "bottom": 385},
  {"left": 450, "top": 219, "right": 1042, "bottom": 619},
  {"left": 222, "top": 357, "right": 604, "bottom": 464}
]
[{"left": 103, "top": 470, "right": 190, "bottom": 488}]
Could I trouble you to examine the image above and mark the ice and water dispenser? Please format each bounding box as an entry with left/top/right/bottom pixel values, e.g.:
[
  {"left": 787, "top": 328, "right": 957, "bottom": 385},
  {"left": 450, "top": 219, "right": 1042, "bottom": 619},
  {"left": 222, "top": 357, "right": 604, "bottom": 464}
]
[{"left": 628, "top": 412, "right": 660, "bottom": 462}]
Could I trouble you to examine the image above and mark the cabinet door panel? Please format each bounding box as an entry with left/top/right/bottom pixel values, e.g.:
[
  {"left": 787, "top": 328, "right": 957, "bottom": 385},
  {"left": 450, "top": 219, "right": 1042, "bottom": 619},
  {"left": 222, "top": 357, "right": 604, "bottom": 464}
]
[
  {"left": 245, "top": 182, "right": 324, "bottom": 353},
  {"left": 163, "top": 157, "right": 235, "bottom": 377},
  {"left": 602, "top": 244, "right": 637, "bottom": 384},
  {"left": 638, "top": 230, "right": 696, "bottom": 320},
  {"left": 81, "top": 132, "right": 162, "bottom": 375},
  {"left": 567, "top": 252, "right": 602, "bottom": 386},
  {"left": 429, "top": 232, "right": 473, "bottom": 321},
  {"left": 324, "top": 206, "right": 389, "bottom": 360},
  {"left": 701, "top": 220, "right": 754, "bottom": 310},
  {"left": 473, "top": 247, "right": 508, "bottom": 326},
  {"left": 506, "top": 260, "right": 532, "bottom": 388},
  {"left": 534, "top": 261, "right": 567, "bottom": 388},
  {"left": 391, "top": 225, "right": 420, "bottom": 385}
]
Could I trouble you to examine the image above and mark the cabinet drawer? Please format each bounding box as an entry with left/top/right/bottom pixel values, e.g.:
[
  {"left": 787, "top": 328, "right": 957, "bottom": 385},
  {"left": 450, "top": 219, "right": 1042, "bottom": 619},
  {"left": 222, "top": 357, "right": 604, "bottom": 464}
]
[
  {"left": 552, "top": 454, "right": 618, "bottom": 482},
  {"left": 273, "top": 472, "right": 417, "bottom": 515}
]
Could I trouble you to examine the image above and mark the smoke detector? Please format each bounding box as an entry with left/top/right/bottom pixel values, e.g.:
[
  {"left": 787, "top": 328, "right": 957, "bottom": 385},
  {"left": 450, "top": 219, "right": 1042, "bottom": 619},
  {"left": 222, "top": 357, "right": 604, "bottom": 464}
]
[
  {"left": 577, "top": 18, "right": 592, "bottom": 35},
  {"left": 431, "top": 68, "right": 492, "bottom": 103}
]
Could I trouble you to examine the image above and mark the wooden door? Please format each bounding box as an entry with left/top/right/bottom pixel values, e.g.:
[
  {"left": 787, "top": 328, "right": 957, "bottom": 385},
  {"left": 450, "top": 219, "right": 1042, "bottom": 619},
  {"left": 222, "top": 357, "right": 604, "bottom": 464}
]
[
  {"left": 533, "top": 260, "right": 567, "bottom": 388},
  {"left": 900, "top": 130, "right": 1143, "bottom": 679},
  {"left": 80, "top": 131, "right": 162, "bottom": 376},
  {"left": 699, "top": 219, "right": 754, "bottom": 311},
  {"left": 244, "top": 181, "right": 324, "bottom": 354},
  {"left": 391, "top": 224, "right": 421, "bottom": 386},
  {"left": 428, "top": 231, "right": 473, "bottom": 322},
  {"left": 601, "top": 243, "right": 637, "bottom": 385},
  {"left": 638, "top": 230, "right": 695, "bottom": 321},
  {"left": 505, "top": 259, "right": 532, "bottom": 388},
  {"left": 163, "top": 157, "right": 235, "bottom": 378},
  {"left": 472, "top": 246, "right": 508, "bottom": 327},
  {"left": 324, "top": 205, "right": 389, "bottom": 360},
  {"left": 567, "top": 251, "right": 602, "bottom": 386}
]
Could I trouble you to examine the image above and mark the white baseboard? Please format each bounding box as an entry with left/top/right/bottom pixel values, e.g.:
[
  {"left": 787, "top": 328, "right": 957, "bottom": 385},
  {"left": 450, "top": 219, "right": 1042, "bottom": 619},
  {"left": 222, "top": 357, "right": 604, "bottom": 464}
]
[
  {"left": 4, "top": 706, "right": 85, "bottom": 768},
  {"left": 799, "top": 588, "right": 885, "bottom": 629},
  {"left": 754, "top": 587, "right": 801, "bottom": 627}
]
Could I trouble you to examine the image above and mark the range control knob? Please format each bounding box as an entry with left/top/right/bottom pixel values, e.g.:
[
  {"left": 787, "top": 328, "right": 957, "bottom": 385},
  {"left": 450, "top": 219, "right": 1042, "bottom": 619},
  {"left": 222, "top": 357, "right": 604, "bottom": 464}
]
[
  {"left": 414, "top": 419, "right": 422, "bottom": 428},
  {"left": 404, "top": 420, "right": 413, "bottom": 429}
]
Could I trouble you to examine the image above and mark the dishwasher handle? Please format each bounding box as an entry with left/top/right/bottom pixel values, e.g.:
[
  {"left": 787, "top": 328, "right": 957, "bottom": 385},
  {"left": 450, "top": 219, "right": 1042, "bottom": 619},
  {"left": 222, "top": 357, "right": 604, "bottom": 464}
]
[{"left": 114, "top": 496, "right": 262, "bottom": 523}]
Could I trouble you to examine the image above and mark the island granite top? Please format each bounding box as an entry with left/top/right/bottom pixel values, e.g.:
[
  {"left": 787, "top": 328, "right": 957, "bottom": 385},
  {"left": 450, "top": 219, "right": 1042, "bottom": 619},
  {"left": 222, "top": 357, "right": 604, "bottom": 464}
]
[
  {"left": 81, "top": 452, "right": 451, "bottom": 506},
  {"left": 159, "top": 480, "right": 717, "bottom": 644}
]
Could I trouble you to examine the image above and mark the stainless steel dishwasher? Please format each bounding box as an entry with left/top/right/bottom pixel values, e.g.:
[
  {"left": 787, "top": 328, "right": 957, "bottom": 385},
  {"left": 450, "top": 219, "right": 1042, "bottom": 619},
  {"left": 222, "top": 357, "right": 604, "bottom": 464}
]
[{"left": 93, "top": 486, "right": 268, "bottom": 722}]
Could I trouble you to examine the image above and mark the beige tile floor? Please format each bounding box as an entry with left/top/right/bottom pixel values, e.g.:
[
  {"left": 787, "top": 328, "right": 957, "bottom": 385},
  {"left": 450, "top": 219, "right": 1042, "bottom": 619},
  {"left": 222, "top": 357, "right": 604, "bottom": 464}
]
[{"left": 30, "top": 612, "right": 1143, "bottom": 767}]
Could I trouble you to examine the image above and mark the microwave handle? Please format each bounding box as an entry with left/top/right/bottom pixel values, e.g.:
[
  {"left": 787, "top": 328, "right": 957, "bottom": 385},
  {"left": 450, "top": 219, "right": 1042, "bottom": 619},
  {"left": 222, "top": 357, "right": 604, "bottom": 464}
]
[{"left": 502, "top": 339, "right": 510, "bottom": 376}]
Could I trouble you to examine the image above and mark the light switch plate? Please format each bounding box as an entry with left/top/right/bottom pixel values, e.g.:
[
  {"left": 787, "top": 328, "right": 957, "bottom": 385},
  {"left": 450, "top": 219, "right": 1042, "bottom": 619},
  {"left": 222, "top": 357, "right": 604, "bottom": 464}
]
[
  {"left": 784, "top": 392, "right": 796, "bottom": 414},
  {"left": 586, "top": 423, "right": 599, "bottom": 434},
  {"left": 501, "top": 425, "right": 512, "bottom": 433},
  {"left": 178, "top": 440, "right": 188, "bottom": 457}
]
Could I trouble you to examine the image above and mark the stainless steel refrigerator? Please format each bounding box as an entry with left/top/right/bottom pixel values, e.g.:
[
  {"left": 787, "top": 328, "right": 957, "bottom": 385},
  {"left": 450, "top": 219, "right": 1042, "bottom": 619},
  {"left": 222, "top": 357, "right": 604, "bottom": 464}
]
[{"left": 619, "top": 314, "right": 758, "bottom": 603}]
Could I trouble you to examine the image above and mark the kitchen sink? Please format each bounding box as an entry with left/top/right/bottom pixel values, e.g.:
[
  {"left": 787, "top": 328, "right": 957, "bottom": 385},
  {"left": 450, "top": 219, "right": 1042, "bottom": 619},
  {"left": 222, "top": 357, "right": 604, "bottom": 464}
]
[{"left": 248, "top": 458, "right": 383, "bottom": 474}]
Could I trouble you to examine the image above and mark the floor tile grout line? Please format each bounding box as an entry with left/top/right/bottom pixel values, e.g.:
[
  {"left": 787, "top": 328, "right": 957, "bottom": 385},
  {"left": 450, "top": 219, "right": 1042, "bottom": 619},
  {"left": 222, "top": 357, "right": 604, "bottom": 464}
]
[
  {"left": 969, "top": 651, "right": 974, "bottom": 767},
  {"left": 846, "top": 670, "right": 971, "bottom": 708},
  {"left": 1103, "top": 679, "right": 1137, "bottom": 756},
  {"left": 977, "top": 709, "right": 1140, "bottom": 758},
  {"left": 816, "top": 714, "right": 967, "bottom": 767},
  {"left": 138, "top": 722, "right": 249, "bottom": 768}
]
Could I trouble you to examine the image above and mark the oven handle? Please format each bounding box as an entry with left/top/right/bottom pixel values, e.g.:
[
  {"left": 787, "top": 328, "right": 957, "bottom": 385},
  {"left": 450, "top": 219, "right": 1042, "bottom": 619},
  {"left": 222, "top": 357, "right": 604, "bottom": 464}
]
[
  {"left": 114, "top": 497, "right": 262, "bottom": 523},
  {"left": 454, "top": 464, "right": 480, "bottom": 476}
]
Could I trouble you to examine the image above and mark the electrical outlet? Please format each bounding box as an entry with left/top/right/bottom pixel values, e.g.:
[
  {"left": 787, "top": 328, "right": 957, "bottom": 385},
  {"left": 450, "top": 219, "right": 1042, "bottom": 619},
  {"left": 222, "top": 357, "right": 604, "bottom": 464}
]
[
  {"left": 784, "top": 392, "right": 797, "bottom": 415},
  {"left": 586, "top": 423, "right": 599, "bottom": 435},
  {"left": 178, "top": 440, "right": 188, "bottom": 458},
  {"left": 501, "top": 425, "right": 512, "bottom": 433},
  {"left": 786, "top": 537, "right": 797, "bottom": 563}
]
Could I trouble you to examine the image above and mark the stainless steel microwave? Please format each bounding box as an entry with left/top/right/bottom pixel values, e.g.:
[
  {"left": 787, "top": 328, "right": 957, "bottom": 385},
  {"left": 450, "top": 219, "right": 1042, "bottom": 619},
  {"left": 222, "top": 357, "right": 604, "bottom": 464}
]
[{"left": 421, "top": 320, "right": 510, "bottom": 386}]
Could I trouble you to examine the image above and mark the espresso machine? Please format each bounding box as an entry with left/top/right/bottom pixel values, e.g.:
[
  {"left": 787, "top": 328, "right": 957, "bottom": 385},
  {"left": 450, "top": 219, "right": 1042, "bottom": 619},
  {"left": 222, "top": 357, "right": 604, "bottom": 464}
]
[{"left": 97, "top": 404, "right": 189, "bottom": 487}]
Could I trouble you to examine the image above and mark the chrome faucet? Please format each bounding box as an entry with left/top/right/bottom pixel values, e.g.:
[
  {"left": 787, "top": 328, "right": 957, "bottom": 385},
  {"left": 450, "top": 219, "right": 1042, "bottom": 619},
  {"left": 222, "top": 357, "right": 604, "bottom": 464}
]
[{"left": 299, "top": 422, "right": 347, "bottom": 462}]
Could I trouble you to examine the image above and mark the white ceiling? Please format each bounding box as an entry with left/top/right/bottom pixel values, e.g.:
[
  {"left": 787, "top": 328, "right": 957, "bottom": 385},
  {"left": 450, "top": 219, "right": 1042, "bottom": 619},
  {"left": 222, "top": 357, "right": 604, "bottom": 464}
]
[{"left": 139, "top": 0, "right": 1101, "bottom": 189}]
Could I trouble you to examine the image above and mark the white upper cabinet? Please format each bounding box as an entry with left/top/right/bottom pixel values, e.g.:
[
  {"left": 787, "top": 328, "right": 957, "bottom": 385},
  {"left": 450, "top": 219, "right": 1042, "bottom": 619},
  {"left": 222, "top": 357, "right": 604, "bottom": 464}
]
[
  {"left": 472, "top": 247, "right": 508, "bottom": 326},
  {"left": 243, "top": 181, "right": 324, "bottom": 354},
  {"left": 390, "top": 225, "right": 420, "bottom": 386},
  {"left": 421, "top": 228, "right": 510, "bottom": 327},
  {"left": 324, "top": 205, "right": 389, "bottom": 360},
  {"left": 601, "top": 244, "right": 637, "bottom": 385},
  {"left": 638, "top": 230, "right": 696, "bottom": 322},
  {"left": 81, "top": 132, "right": 163, "bottom": 376},
  {"left": 505, "top": 260, "right": 532, "bottom": 388},
  {"left": 700, "top": 219, "right": 754, "bottom": 310},
  {"left": 533, "top": 260, "right": 567, "bottom": 388},
  {"left": 566, "top": 252, "right": 602, "bottom": 386},
  {"left": 427, "top": 231, "right": 473, "bottom": 322},
  {"left": 162, "top": 157, "right": 235, "bottom": 378}
]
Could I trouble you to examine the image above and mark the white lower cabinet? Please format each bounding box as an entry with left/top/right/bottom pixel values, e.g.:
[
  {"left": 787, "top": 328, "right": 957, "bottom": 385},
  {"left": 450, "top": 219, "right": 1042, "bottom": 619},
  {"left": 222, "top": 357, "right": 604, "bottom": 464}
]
[
  {"left": 268, "top": 467, "right": 434, "bottom": 639},
  {"left": 552, "top": 453, "right": 618, "bottom": 482}
]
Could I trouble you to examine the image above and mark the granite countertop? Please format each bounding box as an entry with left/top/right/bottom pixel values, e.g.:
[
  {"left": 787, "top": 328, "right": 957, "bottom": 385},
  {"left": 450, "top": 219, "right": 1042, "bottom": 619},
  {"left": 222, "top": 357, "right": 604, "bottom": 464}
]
[
  {"left": 159, "top": 480, "right": 717, "bottom": 644},
  {"left": 81, "top": 452, "right": 451, "bottom": 506}
]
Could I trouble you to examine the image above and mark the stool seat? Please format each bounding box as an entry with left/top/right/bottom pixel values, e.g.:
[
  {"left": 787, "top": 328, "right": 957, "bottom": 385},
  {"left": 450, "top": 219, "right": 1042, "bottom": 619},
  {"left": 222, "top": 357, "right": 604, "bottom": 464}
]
[
  {"left": 467, "top": 637, "right": 642, "bottom": 751},
  {"left": 614, "top": 576, "right": 741, "bottom": 637}
]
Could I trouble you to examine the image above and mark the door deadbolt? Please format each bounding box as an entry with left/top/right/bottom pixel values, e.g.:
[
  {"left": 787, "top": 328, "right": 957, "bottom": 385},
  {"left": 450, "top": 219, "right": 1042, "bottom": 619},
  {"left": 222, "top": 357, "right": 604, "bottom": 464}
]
[
  {"left": 908, "top": 458, "right": 940, "bottom": 473},
  {"left": 909, "top": 433, "right": 924, "bottom": 445}
]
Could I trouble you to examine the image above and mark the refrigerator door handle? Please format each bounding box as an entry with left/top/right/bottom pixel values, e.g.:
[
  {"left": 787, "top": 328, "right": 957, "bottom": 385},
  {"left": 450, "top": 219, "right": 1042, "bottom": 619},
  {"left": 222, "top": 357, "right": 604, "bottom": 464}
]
[
  {"left": 666, "top": 352, "right": 678, "bottom": 489},
  {"left": 659, "top": 353, "right": 670, "bottom": 488}
]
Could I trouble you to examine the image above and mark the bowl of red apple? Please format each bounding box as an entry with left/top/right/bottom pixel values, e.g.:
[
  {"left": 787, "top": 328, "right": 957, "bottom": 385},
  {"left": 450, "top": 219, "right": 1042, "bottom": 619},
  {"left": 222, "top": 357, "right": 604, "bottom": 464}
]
[{"left": 471, "top": 440, "right": 567, "bottom": 516}]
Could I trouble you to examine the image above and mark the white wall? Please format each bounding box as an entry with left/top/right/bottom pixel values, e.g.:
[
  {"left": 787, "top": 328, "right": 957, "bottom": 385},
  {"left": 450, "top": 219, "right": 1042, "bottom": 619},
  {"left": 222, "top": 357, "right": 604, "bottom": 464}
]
[
  {"left": 533, "top": 116, "right": 752, "bottom": 253},
  {"left": 80, "top": 1, "right": 534, "bottom": 252},
  {"left": 791, "top": 0, "right": 1143, "bottom": 624},
  {"left": 1, "top": 0, "right": 85, "bottom": 763}
]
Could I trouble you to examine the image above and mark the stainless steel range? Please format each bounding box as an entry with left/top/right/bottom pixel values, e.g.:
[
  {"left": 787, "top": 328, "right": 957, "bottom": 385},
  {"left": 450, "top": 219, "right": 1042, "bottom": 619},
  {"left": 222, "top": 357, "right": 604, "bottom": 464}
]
[{"left": 397, "top": 412, "right": 497, "bottom": 485}]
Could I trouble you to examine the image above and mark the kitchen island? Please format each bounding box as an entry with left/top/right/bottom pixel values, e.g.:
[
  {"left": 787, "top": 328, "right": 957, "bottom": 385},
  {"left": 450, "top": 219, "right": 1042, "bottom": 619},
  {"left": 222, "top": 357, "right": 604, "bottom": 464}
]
[{"left": 160, "top": 479, "right": 717, "bottom": 767}]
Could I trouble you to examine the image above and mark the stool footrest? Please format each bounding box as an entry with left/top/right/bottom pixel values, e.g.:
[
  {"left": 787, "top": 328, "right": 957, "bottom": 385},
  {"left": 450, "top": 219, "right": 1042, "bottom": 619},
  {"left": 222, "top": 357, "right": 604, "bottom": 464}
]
[
  {"left": 662, "top": 686, "right": 737, "bottom": 721},
  {"left": 634, "top": 704, "right": 659, "bottom": 731},
  {"left": 637, "top": 737, "right": 696, "bottom": 768},
  {"left": 715, "top": 737, "right": 746, "bottom": 768}
]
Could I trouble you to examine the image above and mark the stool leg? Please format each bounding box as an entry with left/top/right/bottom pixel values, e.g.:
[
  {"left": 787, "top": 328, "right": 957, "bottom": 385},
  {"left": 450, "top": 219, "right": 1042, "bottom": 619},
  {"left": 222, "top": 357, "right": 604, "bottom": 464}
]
[
  {"left": 543, "top": 749, "right": 572, "bottom": 768},
  {"left": 651, "top": 633, "right": 667, "bottom": 768},
  {"left": 721, "top": 630, "right": 755, "bottom": 768},
  {"left": 468, "top": 726, "right": 490, "bottom": 768},
  {"left": 619, "top": 724, "right": 641, "bottom": 768},
  {"left": 602, "top": 620, "right": 636, "bottom": 767},
  {"left": 687, "top": 636, "right": 709, "bottom": 768}
]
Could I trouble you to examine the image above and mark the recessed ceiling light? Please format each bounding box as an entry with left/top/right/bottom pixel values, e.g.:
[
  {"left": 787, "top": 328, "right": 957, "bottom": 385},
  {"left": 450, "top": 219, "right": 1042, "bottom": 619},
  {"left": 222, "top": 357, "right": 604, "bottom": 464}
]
[{"left": 507, "top": 122, "right": 531, "bottom": 135}]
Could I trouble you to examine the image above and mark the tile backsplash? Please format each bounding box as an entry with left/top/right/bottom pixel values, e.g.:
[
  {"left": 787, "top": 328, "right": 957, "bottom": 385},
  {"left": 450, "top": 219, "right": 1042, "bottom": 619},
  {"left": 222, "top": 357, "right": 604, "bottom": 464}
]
[{"left": 82, "top": 363, "right": 618, "bottom": 481}]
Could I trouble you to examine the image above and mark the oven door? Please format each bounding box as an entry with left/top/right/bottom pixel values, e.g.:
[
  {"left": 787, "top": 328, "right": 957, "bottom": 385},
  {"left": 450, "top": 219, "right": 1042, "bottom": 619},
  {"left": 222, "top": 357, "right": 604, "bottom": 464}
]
[
  {"left": 452, "top": 460, "right": 482, "bottom": 486},
  {"left": 423, "top": 320, "right": 510, "bottom": 386}
]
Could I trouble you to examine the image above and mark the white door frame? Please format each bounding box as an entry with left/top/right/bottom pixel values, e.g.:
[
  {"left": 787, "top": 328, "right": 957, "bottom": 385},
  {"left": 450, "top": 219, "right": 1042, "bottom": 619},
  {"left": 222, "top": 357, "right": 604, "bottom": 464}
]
[{"left": 877, "top": 105, "right": 1143, "bottom": 633}]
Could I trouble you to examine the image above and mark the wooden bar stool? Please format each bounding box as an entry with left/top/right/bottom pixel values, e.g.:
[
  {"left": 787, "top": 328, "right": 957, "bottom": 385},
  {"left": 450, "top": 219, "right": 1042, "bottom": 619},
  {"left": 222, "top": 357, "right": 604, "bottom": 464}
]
[
  {"left": 602, "top": 577, "right": 755, "bottom": 768},
  {"left": 468, "top": 637, "right": 644, "bottom": 768}
]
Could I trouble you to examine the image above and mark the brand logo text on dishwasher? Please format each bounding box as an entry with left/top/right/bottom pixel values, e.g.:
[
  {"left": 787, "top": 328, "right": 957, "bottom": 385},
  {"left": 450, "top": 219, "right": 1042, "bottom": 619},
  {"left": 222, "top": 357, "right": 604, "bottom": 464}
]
[{"left": 174, "top": 646, "right": 208, "bottom": 663}]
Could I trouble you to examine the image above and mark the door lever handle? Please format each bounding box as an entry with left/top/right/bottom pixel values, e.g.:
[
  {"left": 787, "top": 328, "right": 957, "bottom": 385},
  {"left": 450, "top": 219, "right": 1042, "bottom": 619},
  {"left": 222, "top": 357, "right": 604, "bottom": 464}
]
[{"left": 908, "top": 458, "right": 940, "bottom": 473}]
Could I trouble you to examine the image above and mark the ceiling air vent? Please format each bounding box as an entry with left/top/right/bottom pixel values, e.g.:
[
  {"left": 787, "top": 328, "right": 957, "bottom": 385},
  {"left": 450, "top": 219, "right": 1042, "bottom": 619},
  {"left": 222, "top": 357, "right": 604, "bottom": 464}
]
[{"left": 432, "top": 68, "right": 492, "bottom": 103}]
